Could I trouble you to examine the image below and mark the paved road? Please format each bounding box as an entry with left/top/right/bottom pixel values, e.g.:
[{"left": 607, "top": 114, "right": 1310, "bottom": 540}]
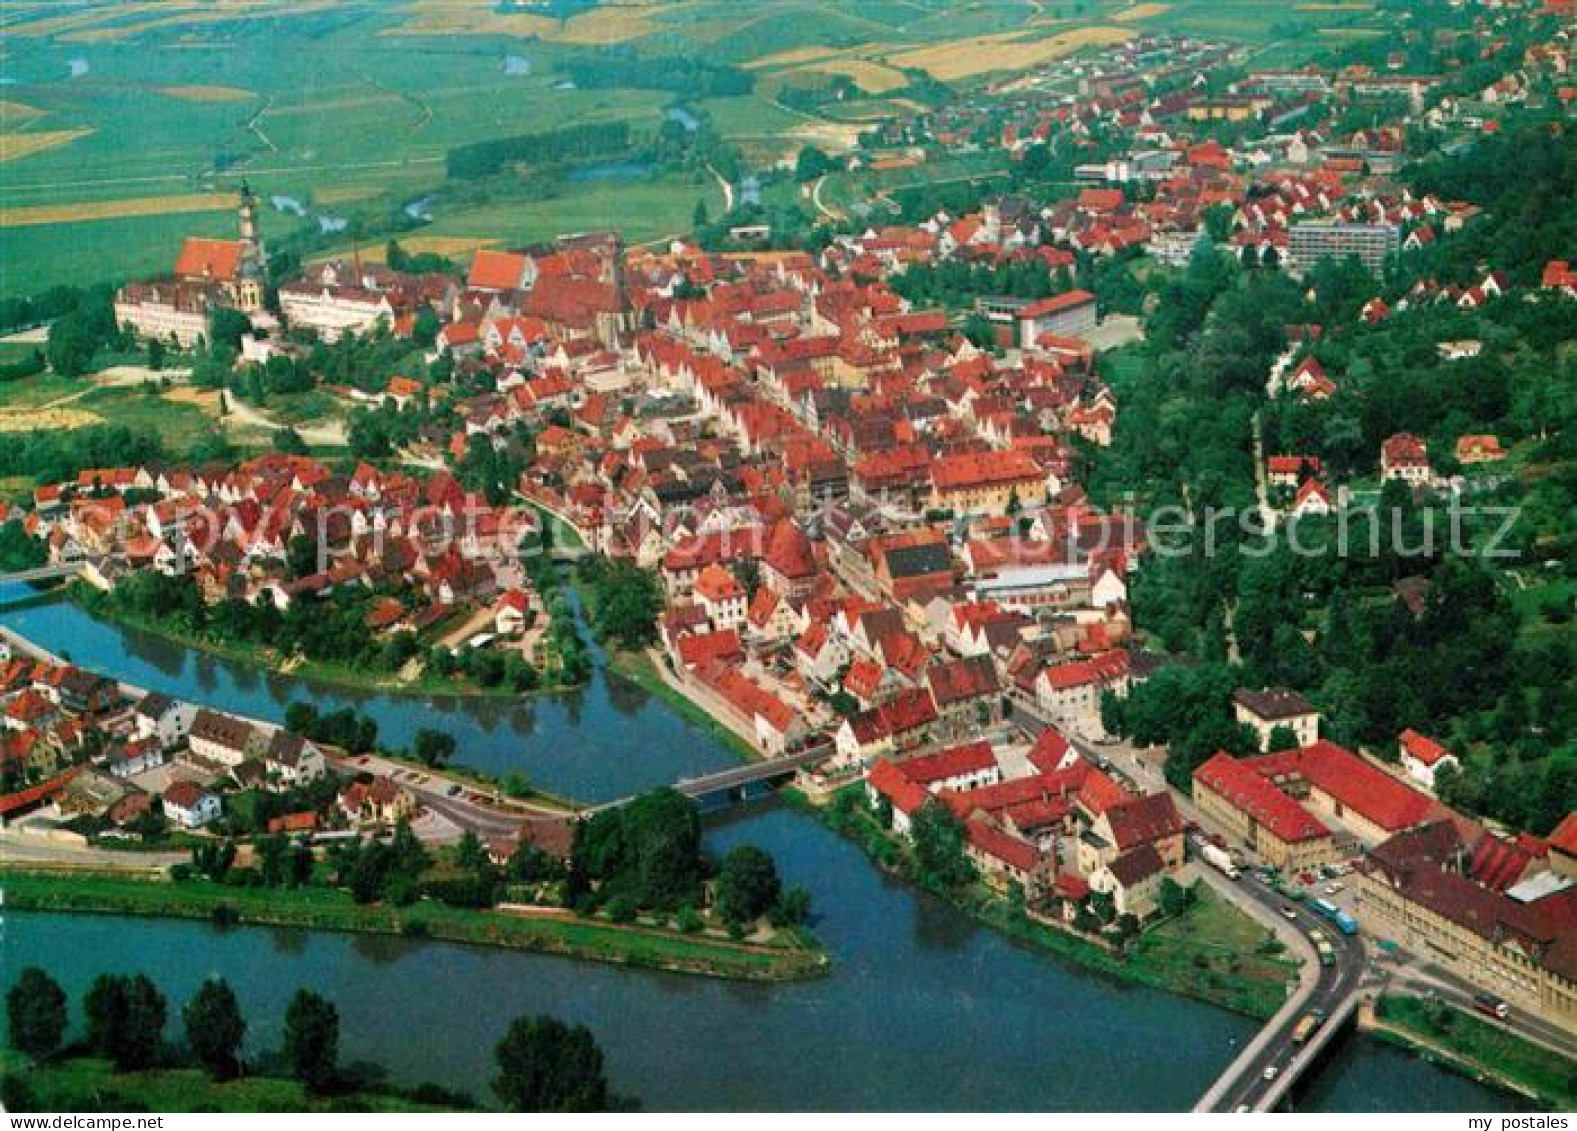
[
  {"left": 328, "top": 752, "right": 570, "bottom": 842},
  {"left": 1391, "top": 963, "right": 1577, "bottom": 1062},
  {"left": 1203, "top": 868, "right": 1367, "bottom": 1111},
  {"left": 1004, "top": 702, "right": 1369, "bottom": 1112}
]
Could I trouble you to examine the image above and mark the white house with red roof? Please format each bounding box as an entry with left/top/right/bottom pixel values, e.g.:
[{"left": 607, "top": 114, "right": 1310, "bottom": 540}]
[
  {"left": 1399, "top": 728, "right": 1460, "bottom": 791},
  {"left": 162, "top": 780, "right": 221, "bottom": 829},
  {"left": 1033, "top": 650, "right": 1130, "bottom": 738},
  {"left": 1381, "top": 432, "right": 1432, "bottom": 485},
  {"left": 694, "top": 563, "right": 747, "bottom": 632}
]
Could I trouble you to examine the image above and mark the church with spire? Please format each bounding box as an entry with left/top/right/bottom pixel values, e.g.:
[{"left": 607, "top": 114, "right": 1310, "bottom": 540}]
[{"left": 113, "top": 184, "right": 269, "bottom": 346}]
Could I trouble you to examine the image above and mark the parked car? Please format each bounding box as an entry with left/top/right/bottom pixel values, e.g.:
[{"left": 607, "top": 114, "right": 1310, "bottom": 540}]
[{"left": 1282, "top": 906, "right": 1298, "bottom": 920}]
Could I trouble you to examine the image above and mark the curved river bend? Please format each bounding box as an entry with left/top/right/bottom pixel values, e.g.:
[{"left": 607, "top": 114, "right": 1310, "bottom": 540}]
[{"left": 0, "top": 597, "right": 1518, "bottom": 1111}]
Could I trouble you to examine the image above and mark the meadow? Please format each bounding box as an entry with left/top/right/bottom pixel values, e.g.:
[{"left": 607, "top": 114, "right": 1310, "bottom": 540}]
[{"left": 0, "top": 0, "right": 1364, "bottom": 297}]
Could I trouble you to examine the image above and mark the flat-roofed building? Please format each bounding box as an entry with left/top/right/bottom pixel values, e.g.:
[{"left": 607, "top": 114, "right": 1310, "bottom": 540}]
[{"left": 1289, "top": 221, "right": 1399, "bottom": 276}]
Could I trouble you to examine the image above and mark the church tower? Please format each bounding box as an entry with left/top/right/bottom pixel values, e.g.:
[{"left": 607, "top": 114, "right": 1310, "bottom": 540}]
[{"left": 235, "top": 182, "right": 265, "bottom": 311}]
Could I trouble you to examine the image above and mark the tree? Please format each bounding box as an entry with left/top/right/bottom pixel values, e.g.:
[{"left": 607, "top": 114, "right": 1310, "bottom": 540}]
[
  {"left": 182, "top": 978, "right": 246, "bottom": 1080},
  {"left": 146, "top": 338, "right": 166, "bottom": 371},
  {"left": 713, "top": 845, "right": 781, "bottom": 929},
  {"left": 282, "top": 989, "right": 338, "bottom": 1094},
  {"left": 570, "top": 788, "right": 703, "bottom": 911},
  {"left": 1266, "top": 724, "right": 1300, "bottom": 753},
  {"left": 6, "top": 967, "right": 66, "bottom": 1060},
  {"left": 1158, "top": 877, "right": 1196, "bottom": 919},
  {"left": 209, "top": 308, "right": 252, "bottom": 352},
  {"left": 909, "top": 803, "right": 976, "bottom": 890},
  {"left": 794, "top": 146, "right": 832, "bottom": 183},
  {"left": 45, "top": 314, "right": 101, "bottom": 377},
  {"left": 273, "top": 425, "right": 307, "bottom": 455},
  {"left": 84, "top": 973, "right": 166, "bottom": 1070},
  {"left": 493, "top": 1015, "right": 612, "bottom": 1112}
]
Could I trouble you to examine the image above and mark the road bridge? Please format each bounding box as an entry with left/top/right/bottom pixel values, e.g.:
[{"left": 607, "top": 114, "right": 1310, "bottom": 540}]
[
  {"left": 0, "top": 561, "right": 84, "bottom": 586},
  {"left": 587, "top": 743, "right": 833, "bottom": 814},
  {"left": 1194, "top": 878, "right": 1367, "bottom": 1112},
  {"left": 1003, "top": 699, "right": 1372, "bottom": 1112}
]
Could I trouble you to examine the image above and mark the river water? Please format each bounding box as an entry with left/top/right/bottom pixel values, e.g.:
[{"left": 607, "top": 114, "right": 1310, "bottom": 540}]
[{"left": 0, "top": 596, "right": 1518, "bottom": 1111}]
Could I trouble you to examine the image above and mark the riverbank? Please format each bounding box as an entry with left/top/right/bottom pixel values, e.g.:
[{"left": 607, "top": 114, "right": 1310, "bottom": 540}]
[
  {"left": 0, "top": 867, "right": 829, "bottom": 983},
  {"left": 1, "top": 1051, "right": 474, "bottom": 1113},
  {"left": 791, "top": 785, "right": 1297, "bottom": 1022},
  {"left": 599, "top": 639, "right": 1298, "bottom": 1019},
  {"left": 1367, "top": 995, "right": 1575, "bottom": 1109},
  {"left": 68, "top": 585, "right": 585, "bottom": 702},
  {"left": 605, "top": 646, "right": 761, "bottom": 764}
]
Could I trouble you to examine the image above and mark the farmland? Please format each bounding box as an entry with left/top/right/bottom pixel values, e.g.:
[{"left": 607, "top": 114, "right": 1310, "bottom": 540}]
[{"left": 0, "top": 0, "right": 1367, "bottom": 298}]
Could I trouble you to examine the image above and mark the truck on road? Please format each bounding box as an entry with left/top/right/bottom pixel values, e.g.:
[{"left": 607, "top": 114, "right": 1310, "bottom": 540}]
[
  {"left": 1201, "top": 842, "right": 1241, "bottom": 879},
  {"left": 1291, "top": 1011, "right": 1325, "bottom": 1045}
]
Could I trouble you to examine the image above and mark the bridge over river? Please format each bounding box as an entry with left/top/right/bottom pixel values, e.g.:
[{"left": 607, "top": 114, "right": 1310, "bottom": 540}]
[
  {"left": 1004, "top": 697, "right": 1372, "bottom": 1112},
  {"left": 585, "top": 742, "right": 834, "bottom": 814},
  {"left": 0, "top": 561, "right": 84, "bottom": 586}
]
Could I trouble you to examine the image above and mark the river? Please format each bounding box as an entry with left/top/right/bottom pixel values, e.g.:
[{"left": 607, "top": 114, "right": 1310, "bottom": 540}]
[
  {"left": 0, "top": 592, "right": 740, "bottom": 803},
  {"left": 0, "top": 596, "right": 1518, "bottom": 1111}
]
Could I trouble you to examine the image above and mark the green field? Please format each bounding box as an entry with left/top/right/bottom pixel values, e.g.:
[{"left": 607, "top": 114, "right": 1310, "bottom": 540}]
[{"left": 0, "top": 0, "right": 1357, "bottom": 297}]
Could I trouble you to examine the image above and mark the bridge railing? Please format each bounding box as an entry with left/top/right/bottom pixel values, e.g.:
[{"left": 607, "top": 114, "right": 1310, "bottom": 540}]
[{"left": 1254, "top": 990, "right": 1362, "bottom": 1112}]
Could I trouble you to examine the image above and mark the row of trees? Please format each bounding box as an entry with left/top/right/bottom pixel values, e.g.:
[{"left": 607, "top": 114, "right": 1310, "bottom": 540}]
[
  {"left": 446, "top": 121, "right": 632, "bottom": 180},
  {"left": 6, "top": 967, "right": 332, "bottom": 1089},
  {"left": 6, "top": 967, "right": 622, "bottom": 1111}
]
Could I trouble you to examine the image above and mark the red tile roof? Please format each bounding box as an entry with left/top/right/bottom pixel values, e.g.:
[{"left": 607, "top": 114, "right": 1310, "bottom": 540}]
[
  {"left": 174, "top": 237, "right": 244, "bottom": 281},
  {"left": 1547, "top": 813, "right": 1577, "bottom": 858},
  {"left": 898, "top": 740, "right": 997, "bottom": 787},
  {"left": 966, "top": 815, "right": 1041, "bottom": 872},
  {"left": 931, "top": 449, "right": 1044, "bottom": 492},
  {"left": 1252, "top": 740, "right": 1436, "bottom": 834},
  {"left": 1017, "top": 290, "right": 1097, "bottom": 320},
  {"left": 1102, "top": 792, "right": 1183, "bottom": 851},
  {"left": 925, "top": 655, "right": 1000, "bottom": 707},
  {"left": 468, "top": 250, "right": 528, "bottom": 291},
  {"left": 1399, "top": 728, "right": 1452, "bottom": 767},
  {"left": 867, "top": 757, "right": 930, "bottom": 815},
  {"left": 1041, "top": 649, "right": 1129, "bottom": 691},
  {"left": 1195, "top": 752, "right": 1330, "bottom": 844}
]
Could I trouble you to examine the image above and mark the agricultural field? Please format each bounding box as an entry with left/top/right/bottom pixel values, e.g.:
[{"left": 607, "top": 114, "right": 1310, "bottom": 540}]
[{"left": 0, "top": 0, "right": 1355, "bottom": 298}]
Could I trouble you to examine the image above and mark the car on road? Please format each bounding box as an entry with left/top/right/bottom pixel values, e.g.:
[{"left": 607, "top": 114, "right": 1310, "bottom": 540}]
[
  {"left": 1262, "top": 1065, "right": 1278, "bottom": 1082},
  {"left": 446, "top": 784, "right": 462, "bottom": 797},
  {"left": 1281, "top": 905, "right": 1298, "bottom": 920},
  {"left": 1325, "top": 882, "right": 1344, "bottom": 895}
]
